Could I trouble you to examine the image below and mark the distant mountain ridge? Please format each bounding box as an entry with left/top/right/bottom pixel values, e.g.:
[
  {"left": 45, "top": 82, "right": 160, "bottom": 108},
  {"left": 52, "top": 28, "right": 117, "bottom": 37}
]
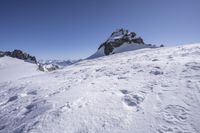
[
  {"left": 38, "top": 59, "right": 81, "bottom": 72},
  {"left": 38, "top": 59, "right": 81, "bottom": 68},
  {"left": 0, "top": 49, "right": 37, "bottom": 63},
  {"left": 0, "top": 50, "right": 81, "bottom": 72},
  {"left": 0, "top": 28, "right": 163, "bottom": 71}
]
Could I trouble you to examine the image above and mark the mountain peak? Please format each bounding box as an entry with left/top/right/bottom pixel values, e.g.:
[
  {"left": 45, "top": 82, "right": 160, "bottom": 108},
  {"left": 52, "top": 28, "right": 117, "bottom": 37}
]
[
  {"left": 106, "top": 28, "right": 143, "bottom": 45},
  {"left": 88, "top": 29, "right": 155, "bottom": 59},
  {"left": 108, "top": 28, "right": 136, "bottom": 41}
]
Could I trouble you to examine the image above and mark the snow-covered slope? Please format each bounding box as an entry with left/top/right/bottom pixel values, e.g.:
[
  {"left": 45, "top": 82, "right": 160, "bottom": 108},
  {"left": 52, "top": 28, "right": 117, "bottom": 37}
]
[
  {"left": 0, "top": 56, "right": 42, "bottom": 83},
  {"left": 0, "top": 44, "right": 200, "bottom": 133},
  {"left": 89, "top": 43, "right": 155, "bottom": 59}
]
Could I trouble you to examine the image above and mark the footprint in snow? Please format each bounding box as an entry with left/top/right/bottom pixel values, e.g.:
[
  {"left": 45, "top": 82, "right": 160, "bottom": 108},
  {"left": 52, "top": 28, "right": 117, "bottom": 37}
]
[
  {"left": 23, "top": 100, "right": 51, "bottom": 119},
  {"left": 0, "top": 125, "right": 6, "bottom": 131},
  {"left": 117, "top": 76, "right": 128, "bottom": 80},
  {"left": 168, "top": 55, "right": 173, "bottom": 59},
  {"left": 150, "top": 70, "right": 163, "bottom": 75},
  {"left": 7, "top": 95, "right": 18, "bottom": 102},
  {"left": 27, "top": 90, "right": 37, "bottom": 95},
  {"left": 137, "top": 70, "right": 144, "bottom": 72},
  {"left": 152, "top": 59, "right": 159, "bottom": 62},
  {"left": 59, "top": 98, "right": 89, "bottom": 113},
  {"left": 120, "top": 90, "right": 145, "bottom": 111},
  {"left": 156, "top": 105, "right": 191, "bottom": 133},
  {"left": 157, "top": 125, "right": 186, "bottom": 133},
  {"left": 59, "top": 102, "right": 72, "bottom": 112},
  {"left": 120, "top": 89, "right": 130, "bottom": 95},
  {"left": 162, "top": 105, "right": 189, "bottom": 124},
  {"left": 0, "top": 95, "right": 19, "bottom": 105},
  {"left": 185, "top": 62, "right": 200, "bottom": 70},
  {"left": 122, "top": 94, "right": 144, "bottom": 107}
]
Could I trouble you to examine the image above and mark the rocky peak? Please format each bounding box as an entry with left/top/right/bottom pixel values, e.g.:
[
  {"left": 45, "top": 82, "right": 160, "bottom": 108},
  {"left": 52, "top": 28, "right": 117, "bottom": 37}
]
[
  {"left": 107, "top": 28, "right": 137, "bottom": 43},
  {"left": 98, "top": 29, "right": 145, "bottom": 55},
  {"left": 0, "top": 49, "right": 37, "bottom": 64}
]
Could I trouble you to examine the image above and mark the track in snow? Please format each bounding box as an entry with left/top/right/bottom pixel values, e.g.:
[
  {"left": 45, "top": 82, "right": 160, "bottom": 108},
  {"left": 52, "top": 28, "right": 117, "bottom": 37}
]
[{"left": 0, "top": 44, "right": 200, "bottom": 133}]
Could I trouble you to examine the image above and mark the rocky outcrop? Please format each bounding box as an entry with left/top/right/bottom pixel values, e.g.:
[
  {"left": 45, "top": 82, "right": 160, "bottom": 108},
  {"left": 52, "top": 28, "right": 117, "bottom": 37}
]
[
  {"left": 87, "top": 28, "right": 158, "bottom": 59},
  {"left": 98, "top": 28, "right": 145, "bottom": 55},
  {"left": 0, "top": 49, "right": 37, "bottom": 63},
  {"left": 0, "top": 51, "right": 4, "bottom": 57},
  {"left": 160, "top": 44, "right": 164, "bottom": 47},
  {"left": 38, "top": 64, "right": 59, "bottom": 72}
]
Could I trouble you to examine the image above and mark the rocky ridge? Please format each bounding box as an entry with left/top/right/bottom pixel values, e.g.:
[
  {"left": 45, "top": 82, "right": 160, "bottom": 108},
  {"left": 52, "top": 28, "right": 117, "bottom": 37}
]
[
  {"left": 88, "top": 28, "right": 159, "bottom": 59},
  {"left": 0, "top": 49, "right": 37, "bottom": 64},
  {"left": 98, "top": 28, "right": 146, "bottom": 55}
]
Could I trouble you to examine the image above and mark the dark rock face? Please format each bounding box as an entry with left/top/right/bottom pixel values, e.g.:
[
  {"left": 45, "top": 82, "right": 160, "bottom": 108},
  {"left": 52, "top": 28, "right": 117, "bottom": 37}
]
[
  {"left": 98, "top": 28, "right": 145, "bottom": 55},
  {"left": 132, "top": 37, "right": 144, "bottom": 44},
  {"left": 0, "top": 51, "right": 4, "bottom": 57},
  {"left": 0, "top": 49, "right": 37, "bottom": 64},
  {"left": 160, "top": 44, "right": 164, "bottom": 47},
  {"left": 98, "top": 43, "right": 114, "bottom": 55}
]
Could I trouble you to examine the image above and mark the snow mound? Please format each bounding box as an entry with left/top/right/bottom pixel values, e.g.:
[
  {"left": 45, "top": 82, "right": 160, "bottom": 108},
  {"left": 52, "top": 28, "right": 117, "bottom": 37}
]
[{"left": 0, "top": 43, "right": 200, "bottom": 133}]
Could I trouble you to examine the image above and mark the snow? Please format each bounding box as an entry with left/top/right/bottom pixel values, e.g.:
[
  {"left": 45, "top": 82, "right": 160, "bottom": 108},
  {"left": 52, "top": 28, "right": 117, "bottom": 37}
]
[
  {"left": 87, "top": 45, "right": 106, "bottom": 59},
  {"left": 0, "top": 44, "right": 200, "bottom": 133},
  {"left": 0, "top": 56, "right": 42, "bottom": 83},
  {"left": 113, "top": 43, "right": 154, "bottom": 53},
  {"left": 88, "top": 43, "right": 155, "bottom": 59},
  {"left": 38, "top": 59, "right": 79, "bottom": 68}
]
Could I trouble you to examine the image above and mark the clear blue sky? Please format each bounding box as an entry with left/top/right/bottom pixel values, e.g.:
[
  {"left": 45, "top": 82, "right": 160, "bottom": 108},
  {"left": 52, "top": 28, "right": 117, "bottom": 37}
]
[{"left": 0, "top": 0, "right": 200, "bottom": 59}]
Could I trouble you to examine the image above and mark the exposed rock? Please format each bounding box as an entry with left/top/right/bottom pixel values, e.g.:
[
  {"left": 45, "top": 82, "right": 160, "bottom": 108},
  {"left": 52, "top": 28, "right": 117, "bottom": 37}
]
[
  {"left": 104, "top": 43, "right": 114, "bottom": 55},
  {"left": 0, "top": 51, "right": 4, "bottom": 57},
  {"left": 0, "top": 49, "right": 37, "bottom": 63},
  {"left": 132, "top": 37, "right": 144, "bottom": 44},
  {"left": 98, "top": 28, "right": 146, "bottom": 55},
  {"left": 38, "top": 64, "right": 59, "bottom": 72},
  {"left": 160, "top": 44, "right": 164, "bottom": 47},
  {"left": 88, "top": 28, "right": 158, "bottom": 59}
]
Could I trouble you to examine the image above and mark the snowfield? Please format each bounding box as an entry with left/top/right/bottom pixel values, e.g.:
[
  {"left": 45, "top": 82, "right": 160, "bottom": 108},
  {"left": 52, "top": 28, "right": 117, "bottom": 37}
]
[
  {"left": 0, "top": 44, "right": 200, "bottom": 133},
  {"left": 0, "top": 56, "right": 42, "bottom": 83},
  {"left": 87, "top": 43, "right": 155, "bottom": 59}
]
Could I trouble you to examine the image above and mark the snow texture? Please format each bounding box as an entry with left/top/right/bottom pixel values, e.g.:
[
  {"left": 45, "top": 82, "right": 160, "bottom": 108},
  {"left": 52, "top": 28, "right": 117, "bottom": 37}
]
[{"left": 0, "top": 44, "right": 200, "bottom": 133}]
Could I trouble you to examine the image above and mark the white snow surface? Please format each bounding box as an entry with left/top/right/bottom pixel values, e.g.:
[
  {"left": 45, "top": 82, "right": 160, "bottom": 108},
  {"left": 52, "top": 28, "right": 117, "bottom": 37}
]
[
  {"left": 0, "top": 44, "right": 200, "bottom": 133},
  {"left": 0, "top": 56, "right": 42, "bottom": 83},
  {"left": 112, "top": 43, "right": 154, "bottom": 53},
  {"left": 87, "top": 45, "right": 106, "bottom": 59},
  {"left": 88, "top": 43, "right": 155, "bottom": 59}
]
